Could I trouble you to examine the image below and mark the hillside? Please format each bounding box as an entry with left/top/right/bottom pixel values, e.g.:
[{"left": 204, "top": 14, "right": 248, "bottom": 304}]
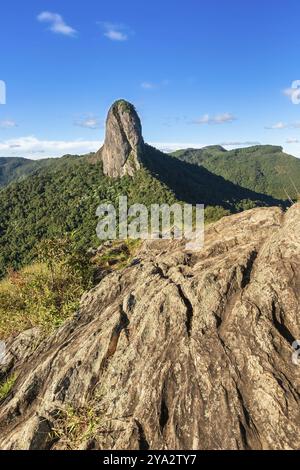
[
  {"left": 0, "top": 155, "right": 95, "bottom": 188},
  {"left": 171, "top": 145, "right": 300, "bottom": 200},
  {"left": 0, "top": 155, "right": 176, "bottom": 278},
  {"left": 1, "top": 203, "right": 300, "bottom": 450},
  {"left": 0, "top": 146, "right": 284, "bottom": 278},
  {"left": 0, "top": 101, "right": 286, "bottom": 279},
  {"left": 142, "top": 144, "right": 282, "bottom": 208},
  {"left": 0, "top": 157, "right": 54, "bottom": 187}
]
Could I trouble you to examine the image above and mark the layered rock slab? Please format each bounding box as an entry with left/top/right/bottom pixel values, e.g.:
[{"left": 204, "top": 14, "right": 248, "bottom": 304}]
[{"left": 0, "top": 205, "right": 300, "bottom": 449}]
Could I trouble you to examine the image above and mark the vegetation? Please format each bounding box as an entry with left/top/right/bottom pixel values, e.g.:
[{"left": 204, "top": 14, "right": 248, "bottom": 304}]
[
  {"left": 0, "top": 155, "right": 176, "bottom": 278},
  {"left": 0, "top": 145, "right": 289, "bottom": 281},
  {"left": 115, "top": 99, "right": 136, "bottom": 114},
  {"left": 0, "top": 235, "right": 143, "bottom": 340},
  {"left": 52, "top": 381, "right": 113, "bottom": 449},
  {"left": 171, "top": 145, "right": 300, "bottom": 201},
  {"left": 0, "top": 237, "right": 94, "bottom": 339},
  {"left": 143, "top": 144, "right": 283, "bottom": 209},
  {"left": 0, "top": 151, "right": 181, "bottom": 340},
  {"left": 204, "top": 206, "right": 231, "bottom": 223},
  {"left": 52, "top": 405, "right": 103, "bottom": 450},
  {"left": 0, "top": 156, "right": 57, "bottom": 188},
  {"left": 0, "top": 143, "right": 291, "bottom": 340},
  {"left": 0, "top": 374, "right": 17, "bottom": 401}
]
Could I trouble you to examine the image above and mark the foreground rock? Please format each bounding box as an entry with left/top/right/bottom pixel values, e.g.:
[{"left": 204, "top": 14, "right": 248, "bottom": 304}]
[
  {"left": 96, "top": 100, "right": 144, "bottom": 178},
  {"left": 0, "top": 204, "right": 300, "bottom": 450}
]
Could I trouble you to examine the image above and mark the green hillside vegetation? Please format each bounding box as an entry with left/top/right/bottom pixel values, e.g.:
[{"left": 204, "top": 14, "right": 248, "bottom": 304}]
[
  {"left": 0, "top": 144, "right": 289, "bottom": 284},
  {"left": 0, "top": 143, "right": 294, "bottom": 342},
  {"left": 0, "top": 156, "right": 49, "bottom": 187},
  {"left": 0, "top": 154, "right": 177, "bottom": 278},
  {"left": 0, "top": 235, "right": 141, "bottom": 340},
  {"left": 0, "top": 249, "right": 89, "bottom": 339},
  {"left": 0, "top": 154, "right": 97, "bottom": 188},
  {"left": 171, "top": 145, "right": 300, "bottom": 200},
  {"left": 143, "top": 144, "right": 283, "bottom": 209}
]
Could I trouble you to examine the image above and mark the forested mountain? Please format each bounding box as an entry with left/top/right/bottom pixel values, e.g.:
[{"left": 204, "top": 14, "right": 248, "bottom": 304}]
[
  {"left": 0, "top": 147, "right": 284, "bottom": 278},
  {"left": 0, "top": 157, "right": 51, "bottom": 187},
  {"left": 0, "top": 102, "right": 292, "bottom": 279},
  {"left": 142, "top": 144, "right": 282, "bottom": 208},
  {"left": 0, "top": 154, "right": 177, "bottom": 278},
  {"left": 171, "top": 145, "right": 300, "bottom": 200}
]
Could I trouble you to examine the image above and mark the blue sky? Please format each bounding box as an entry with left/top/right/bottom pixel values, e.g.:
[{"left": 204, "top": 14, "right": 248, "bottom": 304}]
[{"left": 1, "top": 0, "right": 300, "bottom": 158}]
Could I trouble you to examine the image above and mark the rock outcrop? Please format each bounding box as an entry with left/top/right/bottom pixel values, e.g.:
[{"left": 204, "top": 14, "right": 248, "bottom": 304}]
[
  {"left": 1, "top": 204, "right": 300, "bottom": 450},
  {"left": 96, "top": 100, "right": 144, "bottom": 178}
]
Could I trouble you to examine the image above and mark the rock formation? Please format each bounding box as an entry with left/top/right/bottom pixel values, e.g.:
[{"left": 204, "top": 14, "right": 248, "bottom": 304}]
[
  {"left": 1, "top": 204, "right": 300, "bottom": 450},
  {"left": 96, "top": 100, "right": 144, "bottom": 178}
]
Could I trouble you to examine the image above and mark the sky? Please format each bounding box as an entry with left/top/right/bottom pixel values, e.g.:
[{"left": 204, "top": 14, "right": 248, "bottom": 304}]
[{"left": 1, "top": 0, "right": 300, "bottom": 159}]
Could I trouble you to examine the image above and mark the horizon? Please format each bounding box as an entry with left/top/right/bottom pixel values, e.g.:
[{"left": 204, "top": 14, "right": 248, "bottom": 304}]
[
  {"left": 0, "top": 140, "right": 290, "bottom": 162},
  {"left": 1, "top": 0, "right": 300, "bottom": 158}
]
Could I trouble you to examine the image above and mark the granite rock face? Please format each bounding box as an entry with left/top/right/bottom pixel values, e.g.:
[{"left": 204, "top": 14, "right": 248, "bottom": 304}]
[
  {"left": 0, "top": 204, "right": 300, "bottom": 450},
  {"left": 96, "top": 100, "right": 144, "bottom": 178}
]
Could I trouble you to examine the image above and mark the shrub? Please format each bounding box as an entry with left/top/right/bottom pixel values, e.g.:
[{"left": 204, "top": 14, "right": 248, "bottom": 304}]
[
  {"left": 0, "top": 374, "right": 17, "bottom": 401},
  {"left": 0, "top": 237, "right": 94, "bottom": 339}
]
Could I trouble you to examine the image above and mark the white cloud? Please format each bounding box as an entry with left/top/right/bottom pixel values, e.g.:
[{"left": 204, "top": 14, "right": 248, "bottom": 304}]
[
  {"left": 101, "top": 23, "right": 131, "bottom": 41},
  {"left": 265, "top": 121, "right": 300, "bottom": 130},
  {"left": 192, "top": 113, "right": 237, "bottom": 125},
  {"left": 105, "top": 30, "right": 127, "bottom": 41},
  {"left": 219, "top": 141, "right": 260, "bottom": 146},
  {"left": 37, "top": 12, "right": 77, "bottom": 37},
  {"left": 151, "top": 142, "right": 205, "bottom": 152},
  {"left": 0, "top": 119, "right": 18, "bottom": 129},
  {"left": 1, "top": 138, "right": 276, "bottom": 160},
  {"left": 265, "top": 121, "right": 288, "bottom": 129},
  {"left": 141, "top": 80, "right": 169, "bottom": 90},
  {"left": 284, "top": 88, "right": 296, "bottom": 101},
  {"left": 0, "top": 136, "right": 102, "bottom": 159},
  {"left": 74, "top": 116, "right": 103, "bottom": 129},
  {"left": 141, "top": 82, "right": 156, "bottom": 90},
  {"left": 0, "top": 137, "right": 206, "bottom": 159},
  {"left": 286, "top": 138, "right": 299, "bottom": 144}
]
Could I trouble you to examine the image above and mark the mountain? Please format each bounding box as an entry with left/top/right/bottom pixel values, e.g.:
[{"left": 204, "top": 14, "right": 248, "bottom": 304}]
[
  {"left": 0, "top": 156, "right": 65, "bottom": 188},
  {"left": 95, "top": 99, "right": 144, "bottom": 178},
  {"left": 171, "top": 145, "right": 300, "bottom": 200},
  {"left": 1, "top": 203, "right": 300, "bottom": 450},
  {"left": 141, "top": 144, "right": 282, "bottom": 208},
  {"left": 0, "top": 157, "right": 39, "bottom": 187},
  {"left": 0, "top": 155, "right": 176, "bottom": 278},
  {"left": 0, "top": 100, "right": 284, "bottom": 278}
]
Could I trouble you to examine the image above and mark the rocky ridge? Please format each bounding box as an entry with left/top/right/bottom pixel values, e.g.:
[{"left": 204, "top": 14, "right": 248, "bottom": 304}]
[{"left": 0, "top": 204, "right": 300, "bottom": 449}]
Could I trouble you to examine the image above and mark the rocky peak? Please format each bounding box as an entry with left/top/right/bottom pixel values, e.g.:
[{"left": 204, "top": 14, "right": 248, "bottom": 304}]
[{"left": 97, "top": 100, "right": 144, "bottom": 178}]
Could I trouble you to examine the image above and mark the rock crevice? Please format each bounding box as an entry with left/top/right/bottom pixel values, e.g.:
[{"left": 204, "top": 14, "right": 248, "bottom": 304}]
[{"left": 1, "top": 205, "right": 300, "bottom": 450}]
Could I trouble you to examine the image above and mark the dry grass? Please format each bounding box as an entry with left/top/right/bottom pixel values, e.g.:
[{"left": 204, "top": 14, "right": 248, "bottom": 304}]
[{"left": 0, "top": 262, "right": 84, "bottom": 339}]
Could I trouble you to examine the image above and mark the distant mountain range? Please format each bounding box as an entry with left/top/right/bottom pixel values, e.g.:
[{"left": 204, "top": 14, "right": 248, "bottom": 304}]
[
  {"left": 0, "top": 100, "right": 298, "bottom": 277},
  {"left": 170, "top": 144, "right": 300, "bottom": 201},
  {"left": 2, "top": 144, "right": 300, "bottom": 202},
  {"left": 0, "top": 156, "right": 58, "bottom": 187}
]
